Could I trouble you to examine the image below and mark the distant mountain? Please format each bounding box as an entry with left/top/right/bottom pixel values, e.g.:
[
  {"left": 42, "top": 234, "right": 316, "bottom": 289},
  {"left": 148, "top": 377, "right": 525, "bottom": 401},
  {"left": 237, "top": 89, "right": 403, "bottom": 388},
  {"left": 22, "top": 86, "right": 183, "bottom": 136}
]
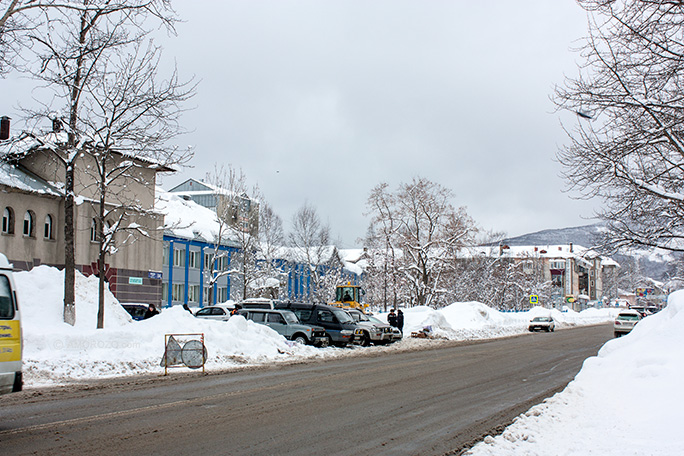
[{"left": 499, "top": 223, "right": 606, "bottom": 248}]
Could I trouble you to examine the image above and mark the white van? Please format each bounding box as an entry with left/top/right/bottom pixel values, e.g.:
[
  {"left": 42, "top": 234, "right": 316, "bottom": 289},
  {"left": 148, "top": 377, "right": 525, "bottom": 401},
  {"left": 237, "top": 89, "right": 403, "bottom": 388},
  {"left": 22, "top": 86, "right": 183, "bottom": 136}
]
[{"left": 0, "top": 252, "right": 22, "bottom": 395}]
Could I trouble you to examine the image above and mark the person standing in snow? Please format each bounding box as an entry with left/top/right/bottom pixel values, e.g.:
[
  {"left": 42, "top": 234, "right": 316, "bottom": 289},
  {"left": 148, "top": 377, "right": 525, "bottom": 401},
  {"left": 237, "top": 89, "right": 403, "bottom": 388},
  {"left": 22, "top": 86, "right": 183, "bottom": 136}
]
[
  {"left": 396, "top": 309, "right": 404, "bottom": 332},
  {"left": 388, "top": 308, "right": 398, "bottom": 328}
]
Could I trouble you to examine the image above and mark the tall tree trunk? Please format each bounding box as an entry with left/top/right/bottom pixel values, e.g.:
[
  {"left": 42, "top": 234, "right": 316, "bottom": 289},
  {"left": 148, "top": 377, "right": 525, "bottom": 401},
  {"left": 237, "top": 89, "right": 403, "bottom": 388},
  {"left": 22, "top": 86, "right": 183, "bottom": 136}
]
[{"left": 63, "top": 166, "right": 76, "bottom": 326}]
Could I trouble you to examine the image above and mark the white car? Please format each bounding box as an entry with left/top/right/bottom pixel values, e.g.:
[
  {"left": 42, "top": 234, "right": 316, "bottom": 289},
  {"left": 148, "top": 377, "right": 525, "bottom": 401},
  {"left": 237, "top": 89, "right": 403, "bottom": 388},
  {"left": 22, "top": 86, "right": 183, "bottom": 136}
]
[
  {"left": 613, "top": 310, "right": 641, "bottom": 337},
  {"left": 528, "top": 316, "right": 555, "bottom": 332},
  {"left": 193, "top": 305, "right": 234, "bottom": 321}
]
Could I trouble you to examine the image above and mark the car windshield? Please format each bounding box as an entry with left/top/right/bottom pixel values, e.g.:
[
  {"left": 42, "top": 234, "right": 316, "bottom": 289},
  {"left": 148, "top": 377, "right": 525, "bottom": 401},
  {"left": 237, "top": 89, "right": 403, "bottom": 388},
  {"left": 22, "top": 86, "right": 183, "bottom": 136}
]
[
  {"left": 532, "top": 317, "right": 549, "bottom": 322},
  {"left": 333, "top": 309, "right": 354, "bottom": 324},
  {"left": 368, "top": 316, "right": 384, "bottom": 325},
  {"left": 282, "top": 311, "right": 299, "bottom": 324},
  {"left": 618, "top": 314, "right": 640, "bottom": 321}
]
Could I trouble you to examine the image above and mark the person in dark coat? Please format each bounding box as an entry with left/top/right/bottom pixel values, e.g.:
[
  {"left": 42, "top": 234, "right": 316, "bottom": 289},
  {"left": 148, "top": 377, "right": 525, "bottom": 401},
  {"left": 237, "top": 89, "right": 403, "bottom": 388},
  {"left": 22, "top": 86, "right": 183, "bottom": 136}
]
[
  {"left": 387, "top": 309, "right": 398, "bottom": 328},
  {"left": 144, "top": 304, "right": 159, "bottom": 319},
  {"left": 396, "top": 309, "right": 404, "bottom": 332}
]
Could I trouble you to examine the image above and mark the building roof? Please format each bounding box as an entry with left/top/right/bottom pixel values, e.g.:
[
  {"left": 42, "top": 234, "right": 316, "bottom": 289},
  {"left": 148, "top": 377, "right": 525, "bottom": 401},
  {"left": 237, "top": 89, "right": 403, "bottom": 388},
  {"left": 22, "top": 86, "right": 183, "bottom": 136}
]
[{"left": 0, "top": 161, "right": 62, "bottom": 196}]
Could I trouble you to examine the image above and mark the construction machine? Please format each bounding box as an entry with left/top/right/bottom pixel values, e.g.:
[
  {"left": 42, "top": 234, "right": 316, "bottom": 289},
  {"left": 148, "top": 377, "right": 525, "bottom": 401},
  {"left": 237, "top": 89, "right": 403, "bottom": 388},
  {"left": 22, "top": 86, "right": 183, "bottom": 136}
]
[{"left": 330, "top": 283, "right": 368, "bottom": 310}]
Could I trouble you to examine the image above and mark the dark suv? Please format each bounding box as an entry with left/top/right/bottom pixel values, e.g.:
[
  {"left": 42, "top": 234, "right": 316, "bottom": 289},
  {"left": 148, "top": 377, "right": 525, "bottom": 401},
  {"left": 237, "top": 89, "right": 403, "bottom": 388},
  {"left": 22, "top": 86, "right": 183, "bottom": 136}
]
[{"left": 274, "top": 302, "right": 364, "bottom": 347}]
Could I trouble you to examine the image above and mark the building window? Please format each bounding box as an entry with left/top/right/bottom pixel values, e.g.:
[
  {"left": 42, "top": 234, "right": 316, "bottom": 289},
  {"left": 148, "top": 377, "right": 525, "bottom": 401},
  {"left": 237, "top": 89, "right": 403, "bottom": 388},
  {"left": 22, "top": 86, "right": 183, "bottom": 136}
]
[
  {"left": 204, "top": 252, "right": 213, "bottom": 271},
  {"left": 216, "top": 254, "right": 229, "bottom": 271},
  {"left": 2, "top": 207, "right": 14, "bottom": 234},
  {"left": 90, "top": 218, "right": 98, "bottom": 242},
  {"left": 162, "top": 245, "right": 170, "bottom": 266},
  {"left": 188, "top": 285, "right": 200, "bottom": 303},
  {"left": 203, "top": 286, "right": 213, "bottom": 304},
  {"left": 162, "top": 282, "right": 168, "bottom": 302},
  {"left": 173, "top": 247, "right": 185, "bottom": 267},
  {"left": 44, "top": 214, "right": 54, "bottom": 240},
  {"left": 171, "top": 283, "right": 184, "bottom": 302},
  {"left": 23, "top": 210, "right": 35, "bottom": 237},
  {"left": 189, "top": 250, "right": 200, "bottom": 269},
  {"left": 217, "top": 287, "right": 228, "bottom": 303}
]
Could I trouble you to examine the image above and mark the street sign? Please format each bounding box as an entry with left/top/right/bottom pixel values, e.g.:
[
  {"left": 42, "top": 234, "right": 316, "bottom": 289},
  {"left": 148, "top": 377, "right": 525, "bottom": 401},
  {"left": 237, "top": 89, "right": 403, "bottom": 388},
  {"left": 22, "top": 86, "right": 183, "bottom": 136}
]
[
  {"left": 529, "top": 295, "right": 539, "bottom": 305},
  {"left": 128, "top": 277, "right": 143, "bottom": 285}
]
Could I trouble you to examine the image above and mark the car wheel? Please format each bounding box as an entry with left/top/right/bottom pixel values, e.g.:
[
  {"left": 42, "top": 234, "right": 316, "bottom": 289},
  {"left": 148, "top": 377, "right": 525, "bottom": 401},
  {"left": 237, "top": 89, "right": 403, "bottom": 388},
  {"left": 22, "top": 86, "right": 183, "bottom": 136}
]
[
  {"left": 326, "top": 335, "right": 334, "bottom": 347},
  {"left": 360, "top": 332, "right": 371, "bottom": 347},
  {"left": 292, "top": 334, "right": 308, "bottom": 345}
]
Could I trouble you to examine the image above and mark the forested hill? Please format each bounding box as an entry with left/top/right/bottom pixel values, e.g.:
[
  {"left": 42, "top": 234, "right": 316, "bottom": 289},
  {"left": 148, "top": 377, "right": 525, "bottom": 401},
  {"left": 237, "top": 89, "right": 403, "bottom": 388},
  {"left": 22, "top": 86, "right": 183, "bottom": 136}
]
[{"left": 499, "top": 223, "right": 605, "bottom": 248}]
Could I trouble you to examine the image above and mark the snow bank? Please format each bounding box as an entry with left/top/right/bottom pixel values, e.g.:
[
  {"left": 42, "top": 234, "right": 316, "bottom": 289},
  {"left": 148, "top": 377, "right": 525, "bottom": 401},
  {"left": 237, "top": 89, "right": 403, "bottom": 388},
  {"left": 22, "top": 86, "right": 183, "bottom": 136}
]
[
  {"left": 15, "top": 266, "right": 323, "bottom": 386},
  {"left": 14, "top": 265, "right": 617, "bottom": 387},
  {"left": 466, "top": 290, "right": 684, "bottom": 456},
  {"left": 379, "top": 302, "right": 617, "bottom": 340}
]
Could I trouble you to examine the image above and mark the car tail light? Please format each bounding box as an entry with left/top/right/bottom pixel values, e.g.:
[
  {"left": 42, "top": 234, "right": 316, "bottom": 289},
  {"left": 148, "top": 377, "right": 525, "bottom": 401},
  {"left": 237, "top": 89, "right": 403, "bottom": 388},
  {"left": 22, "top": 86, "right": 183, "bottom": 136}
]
[{"left": 615, "top": 321, "right": 621, "bottom": 325}]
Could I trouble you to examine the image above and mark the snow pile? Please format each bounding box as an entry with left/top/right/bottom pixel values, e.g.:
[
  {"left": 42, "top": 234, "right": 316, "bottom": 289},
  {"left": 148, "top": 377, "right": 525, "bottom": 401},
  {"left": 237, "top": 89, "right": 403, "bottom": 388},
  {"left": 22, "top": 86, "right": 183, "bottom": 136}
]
[
  {"left": 466, "top": 290, "right": 684, "bottom": 455},
  {"left": 15, "top": 266, "right": 323, "bottom": 386},
  {"left": 387, "top": 303, "right": 617, "bottom": 340},
  {"left": 14, "top": 265, "right": 617, "bottom": 387}
]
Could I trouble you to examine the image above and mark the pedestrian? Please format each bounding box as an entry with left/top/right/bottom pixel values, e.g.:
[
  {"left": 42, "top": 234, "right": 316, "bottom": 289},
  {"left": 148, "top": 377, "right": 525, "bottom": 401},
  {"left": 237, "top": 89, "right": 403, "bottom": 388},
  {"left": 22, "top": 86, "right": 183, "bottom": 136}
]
[
  {"left": 396, "top": 309, "right": 404, "bottom": 332},
  {"left": 230, "top": 304, "right": 242, "bottom": 316},
  {"left": 388, "top": 308, "right": 397, "bottom": 328},
  {"left": 144, "top": 303, "right": 159, "bottom": 319}
]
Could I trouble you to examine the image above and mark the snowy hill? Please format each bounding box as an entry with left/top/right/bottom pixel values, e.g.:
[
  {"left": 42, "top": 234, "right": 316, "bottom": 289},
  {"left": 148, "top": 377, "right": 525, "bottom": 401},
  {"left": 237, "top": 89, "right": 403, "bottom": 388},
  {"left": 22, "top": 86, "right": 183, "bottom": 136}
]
[{"left": 499, "top": 223, "right": 606, "bottom": 248}]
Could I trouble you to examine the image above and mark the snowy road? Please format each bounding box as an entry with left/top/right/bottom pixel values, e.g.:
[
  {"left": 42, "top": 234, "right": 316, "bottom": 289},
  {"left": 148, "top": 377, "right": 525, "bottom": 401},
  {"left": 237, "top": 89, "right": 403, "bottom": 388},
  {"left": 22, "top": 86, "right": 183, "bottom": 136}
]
[{"left": 0, "top": 324, "right": 611, "bottom": 456}]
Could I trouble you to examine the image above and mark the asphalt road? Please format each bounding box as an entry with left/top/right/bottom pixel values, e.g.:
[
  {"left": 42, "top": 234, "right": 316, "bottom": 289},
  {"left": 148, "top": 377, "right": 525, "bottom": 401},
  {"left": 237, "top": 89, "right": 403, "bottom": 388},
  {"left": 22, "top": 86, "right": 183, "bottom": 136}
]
[{"left": 0, "top": 324, "right": 612, "bottom": 456}]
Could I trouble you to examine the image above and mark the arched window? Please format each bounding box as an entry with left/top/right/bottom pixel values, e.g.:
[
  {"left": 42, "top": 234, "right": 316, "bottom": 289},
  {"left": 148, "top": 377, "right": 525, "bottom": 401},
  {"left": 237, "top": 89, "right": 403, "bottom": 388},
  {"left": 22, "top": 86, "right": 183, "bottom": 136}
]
[
  {"left": 90, "top": 218, "right": 98, "bottom": 242},
  {"left": 2, "top": 207, "right": 14, "bottom": 234},
  {"left": 23, "top": 210, "right": 34, "bottom": 237},
  {"left": 44, "top": 214, "right": 54, "bottom": 240}
]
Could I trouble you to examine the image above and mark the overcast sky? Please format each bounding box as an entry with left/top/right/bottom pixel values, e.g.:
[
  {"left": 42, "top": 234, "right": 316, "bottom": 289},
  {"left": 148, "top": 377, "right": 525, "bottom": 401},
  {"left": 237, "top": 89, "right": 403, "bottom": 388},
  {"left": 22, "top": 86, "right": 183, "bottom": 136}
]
[{"left": 3, "top": 1, "right": 600, "bottom": 248}]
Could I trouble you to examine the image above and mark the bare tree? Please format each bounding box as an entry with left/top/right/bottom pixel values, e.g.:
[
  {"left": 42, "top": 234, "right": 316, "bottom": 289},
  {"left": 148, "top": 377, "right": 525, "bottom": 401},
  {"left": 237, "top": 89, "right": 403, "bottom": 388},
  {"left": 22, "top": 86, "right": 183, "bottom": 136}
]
[
  {"left": 19, "top": 0, "right": 184, "bottom": 326},
  {"left": 555, "top": 0, "right": 684, "bottom": 254},
  {"left": 254, "top": 200, "right": 286, "bottom": 297},
  {"left": 204, "top": 165, "right": 261, "bottom": 302},
  {"left": 365, "top": 177, "right": 478, "bottom": 308},
  {"left": 364, "top": 183, "right": 401, "bottom": 311},
  {"left": 288, "top": 202, "right": 340, "bottom": 302}
]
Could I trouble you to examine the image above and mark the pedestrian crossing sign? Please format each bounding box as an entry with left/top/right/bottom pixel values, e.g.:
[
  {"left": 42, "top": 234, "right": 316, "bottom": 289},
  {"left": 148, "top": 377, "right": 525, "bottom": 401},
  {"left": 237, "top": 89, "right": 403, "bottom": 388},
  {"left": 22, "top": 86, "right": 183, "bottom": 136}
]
[{"left": 529, "top": 295, "right": 539, "bottom": 304}]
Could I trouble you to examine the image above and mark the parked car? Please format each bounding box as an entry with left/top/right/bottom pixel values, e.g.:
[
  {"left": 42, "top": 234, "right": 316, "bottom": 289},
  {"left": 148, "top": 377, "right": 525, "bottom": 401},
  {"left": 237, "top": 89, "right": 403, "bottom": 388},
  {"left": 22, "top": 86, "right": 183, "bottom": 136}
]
[
  {"left": 240, "top": 298, "right": 281, "bottom": 310},
  {"left": 528, "top": 316, "right": 555, "bottom": 332},
  {"left": 346, "top": 308, "right": 392, "bottom": 345},
  {"left": 274, "top": 302, "right": 364, "bottom": 347},
  {"left": 368, "top": 315, "right": 402, "bottom": 343},
  {"left": 614, "top": 310, "right": 642, "bottom": 337},
  {"left": 239, "top": 309, "right": 328, "bottom": 346},
  {"left": 194, "top": 305, "right": 234, "bottom": 321}
]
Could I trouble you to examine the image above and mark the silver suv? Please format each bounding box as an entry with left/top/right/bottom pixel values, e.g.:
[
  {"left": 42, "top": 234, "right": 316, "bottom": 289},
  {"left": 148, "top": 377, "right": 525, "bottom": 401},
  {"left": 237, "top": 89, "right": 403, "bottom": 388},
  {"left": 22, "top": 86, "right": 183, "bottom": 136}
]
[
  {"left": 239, "top": 309, "right": 328, "bottom": 347},
  {"left": 346, "top": 308, "right": 393, "bottom": 346}
]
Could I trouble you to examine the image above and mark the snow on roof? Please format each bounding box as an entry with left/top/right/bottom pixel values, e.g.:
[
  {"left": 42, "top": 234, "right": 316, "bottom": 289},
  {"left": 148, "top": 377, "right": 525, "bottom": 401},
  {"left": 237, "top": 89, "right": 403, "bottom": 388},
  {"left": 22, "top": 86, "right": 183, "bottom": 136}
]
[
  {"left": 0, "top": 131, "right": 174, "bottom": 171},
  {"left": 0, "top": 161, "right": 62, "bottom": 196},
  {"left": 155, "top": 188, "right": 241, "bottom": 246}
]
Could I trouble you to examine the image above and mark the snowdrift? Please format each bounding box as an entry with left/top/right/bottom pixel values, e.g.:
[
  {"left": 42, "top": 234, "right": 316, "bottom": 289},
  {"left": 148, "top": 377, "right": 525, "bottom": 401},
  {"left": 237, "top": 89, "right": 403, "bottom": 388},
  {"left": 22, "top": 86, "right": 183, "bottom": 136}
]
[
  {"left": 466, "top": 290, "right": 684, "bottom": 455},
  {"left": 15, "top": 266, "right": 616, "bottom": 387}
]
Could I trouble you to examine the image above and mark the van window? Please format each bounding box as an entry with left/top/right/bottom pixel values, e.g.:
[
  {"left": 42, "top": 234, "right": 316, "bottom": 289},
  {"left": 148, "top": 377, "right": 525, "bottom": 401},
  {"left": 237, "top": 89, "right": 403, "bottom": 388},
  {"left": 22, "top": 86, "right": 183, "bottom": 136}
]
[{"left": 0, "top": 275, "right": 15, "bottom": 319}]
